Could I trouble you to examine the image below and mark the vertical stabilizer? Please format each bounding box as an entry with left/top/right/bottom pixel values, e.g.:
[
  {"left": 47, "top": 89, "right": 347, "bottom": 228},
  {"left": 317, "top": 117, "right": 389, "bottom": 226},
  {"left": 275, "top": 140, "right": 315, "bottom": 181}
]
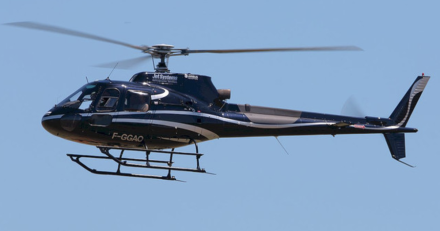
[
  {"left": 384, "top": 75, "right": 429, "bottom": 166},
  {"left": 390, "top": 76, "right": 430, "bottom": 127},
  {"left": 384, "top": 133, "right": 406, "bottom": 160}
]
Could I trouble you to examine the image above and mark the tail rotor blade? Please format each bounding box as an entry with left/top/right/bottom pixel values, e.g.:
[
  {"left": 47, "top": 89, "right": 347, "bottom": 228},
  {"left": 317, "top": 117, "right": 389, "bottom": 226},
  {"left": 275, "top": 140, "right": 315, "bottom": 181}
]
[{"left": 341, "top": 96, "right": 365, "bottom": 117}]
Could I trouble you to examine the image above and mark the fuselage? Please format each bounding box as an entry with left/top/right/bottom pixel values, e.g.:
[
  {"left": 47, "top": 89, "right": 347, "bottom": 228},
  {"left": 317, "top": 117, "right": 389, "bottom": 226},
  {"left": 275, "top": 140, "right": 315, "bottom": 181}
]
[{"left": 41, "top": 72, "right": 417, "bottom": 150}]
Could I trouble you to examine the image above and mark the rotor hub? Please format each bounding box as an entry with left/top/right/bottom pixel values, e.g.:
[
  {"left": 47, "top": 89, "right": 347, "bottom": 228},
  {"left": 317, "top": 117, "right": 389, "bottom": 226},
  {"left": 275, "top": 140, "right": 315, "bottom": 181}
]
[
  {"left": 151, "top": 44, "right": 174, "bottom": 50},
  {"left": 147, "top": 44, "right": 176, "bottom": 73}
]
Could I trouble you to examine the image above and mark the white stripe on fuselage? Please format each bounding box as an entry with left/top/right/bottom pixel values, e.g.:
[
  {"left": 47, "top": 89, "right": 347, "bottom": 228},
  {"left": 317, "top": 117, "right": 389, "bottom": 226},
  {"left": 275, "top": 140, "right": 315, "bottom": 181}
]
[
  {"left": 150, "top": 87, "right": 169, "bottom": 100},
  {"left": 112, "top": 118, "right": 220, "bottom": 140},
  {"left": 112, "top": 110, "right": 337, "bottom": 128}
]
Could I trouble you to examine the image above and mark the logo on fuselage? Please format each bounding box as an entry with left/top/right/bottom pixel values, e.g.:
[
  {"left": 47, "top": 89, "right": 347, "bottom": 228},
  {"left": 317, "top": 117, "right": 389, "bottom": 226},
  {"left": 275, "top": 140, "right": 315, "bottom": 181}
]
[
  {"left": 112, "top": 132, "right": 144, "bottom": 142},
  {"left": 152, "top": 73, "right": 178, "bottom": 84}
]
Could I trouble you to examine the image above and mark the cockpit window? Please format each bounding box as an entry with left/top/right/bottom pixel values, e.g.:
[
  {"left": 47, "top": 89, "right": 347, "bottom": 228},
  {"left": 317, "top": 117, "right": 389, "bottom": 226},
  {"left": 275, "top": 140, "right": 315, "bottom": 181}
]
[
  {"left": 58, "top": 84, "right": 98, "bottom": 111},
  {"left": 97, "top": 88, "right": 120, "bottom": 112},
  {"left": 124, "top": 90, "right": 150, "bottom": 112}
]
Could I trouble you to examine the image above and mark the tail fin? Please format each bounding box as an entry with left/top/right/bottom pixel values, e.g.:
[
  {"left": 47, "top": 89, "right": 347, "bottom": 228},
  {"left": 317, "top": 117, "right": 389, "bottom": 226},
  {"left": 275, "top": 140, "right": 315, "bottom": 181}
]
[
  {"left": 389, "top": 75, "right": 430, "bottom": 127},
  {"left": 384, "top": 133, "right": 406, "bottom": 158},
  {"left": 384, "top": 75, "right": 429, "bottom": 165},
  {"left": 384, "top": 133, "right": 415, "bottom": 166}
]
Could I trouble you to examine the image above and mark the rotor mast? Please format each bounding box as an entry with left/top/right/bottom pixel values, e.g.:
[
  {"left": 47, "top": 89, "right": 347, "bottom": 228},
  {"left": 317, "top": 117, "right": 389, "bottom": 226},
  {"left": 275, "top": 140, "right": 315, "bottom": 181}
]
[{"left": 150, "top": 44, "right": 174, "bottom": 73}]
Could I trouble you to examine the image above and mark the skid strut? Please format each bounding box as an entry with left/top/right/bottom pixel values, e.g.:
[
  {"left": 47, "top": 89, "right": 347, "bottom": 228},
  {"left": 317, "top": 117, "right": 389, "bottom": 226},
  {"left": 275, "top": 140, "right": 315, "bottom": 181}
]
[{"left": 66, "top": 140, "right": 209, "bottom": 181}]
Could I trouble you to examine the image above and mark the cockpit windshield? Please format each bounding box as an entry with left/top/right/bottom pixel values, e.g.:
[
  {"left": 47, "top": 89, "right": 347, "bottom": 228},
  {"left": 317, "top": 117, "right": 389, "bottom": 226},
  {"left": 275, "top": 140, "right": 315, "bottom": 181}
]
[{"left": 58, "top": 84, "right": 99, "bottom": 111}]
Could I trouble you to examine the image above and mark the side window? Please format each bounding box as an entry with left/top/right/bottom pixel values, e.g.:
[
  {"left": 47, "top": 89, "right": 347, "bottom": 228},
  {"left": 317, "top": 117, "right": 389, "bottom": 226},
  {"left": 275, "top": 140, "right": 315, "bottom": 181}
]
[
  {"left": 125, "top": 90, "right": 150, "bottom": 112},
  {"left": 97, "top": 88, "right": 120, "bottom": 112}
]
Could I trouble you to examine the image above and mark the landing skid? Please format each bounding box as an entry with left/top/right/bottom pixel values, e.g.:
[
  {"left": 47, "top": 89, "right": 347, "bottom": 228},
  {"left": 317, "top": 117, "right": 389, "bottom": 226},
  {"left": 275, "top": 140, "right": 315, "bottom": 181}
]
[{"left": 67, "top": 141, "right": 210, "bottom": 181}]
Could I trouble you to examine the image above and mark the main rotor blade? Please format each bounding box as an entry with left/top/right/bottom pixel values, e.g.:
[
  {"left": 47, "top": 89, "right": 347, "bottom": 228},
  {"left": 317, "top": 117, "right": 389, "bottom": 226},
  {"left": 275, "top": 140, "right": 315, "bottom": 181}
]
[
  {"left": 94, "top": 56, "right": 152, "bottom": 69},
  {"left": 182, "top": 46, "right": 362, "bottom": 54},
  {"left": 5, "top": 21, "right": 147, "bottom": 51}
]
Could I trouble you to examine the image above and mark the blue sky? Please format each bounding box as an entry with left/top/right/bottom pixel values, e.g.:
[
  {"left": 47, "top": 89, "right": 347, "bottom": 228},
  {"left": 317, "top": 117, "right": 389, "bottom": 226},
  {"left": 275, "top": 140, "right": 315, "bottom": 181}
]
[{"left": 1, "top": 1, "right": 439, "bottom": 230}]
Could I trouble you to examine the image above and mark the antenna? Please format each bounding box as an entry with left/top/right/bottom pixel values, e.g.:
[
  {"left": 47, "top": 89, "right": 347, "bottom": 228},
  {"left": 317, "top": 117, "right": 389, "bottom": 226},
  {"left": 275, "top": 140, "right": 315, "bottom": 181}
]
[
  {"left": 108, "top": 62, "right": 118, "bottom": 78},
  {"left": 275, "top": 136, "right": 289, "bottom": 155},
  {"left": 85, "top": 76, "right": 89, "bottom": 83},
  {"left": 218, "top": 101, "right": 227, "bottom": 111}
]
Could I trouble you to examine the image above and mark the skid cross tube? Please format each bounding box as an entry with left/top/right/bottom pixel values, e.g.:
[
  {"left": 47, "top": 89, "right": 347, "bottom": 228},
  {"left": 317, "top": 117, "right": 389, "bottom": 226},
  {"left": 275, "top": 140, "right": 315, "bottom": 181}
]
[
  {"left": 99, "top": 147, "right": 206, "bottom": 173},
  {"left": 98, "top": 148, "right": 206, "bottom": 173}
]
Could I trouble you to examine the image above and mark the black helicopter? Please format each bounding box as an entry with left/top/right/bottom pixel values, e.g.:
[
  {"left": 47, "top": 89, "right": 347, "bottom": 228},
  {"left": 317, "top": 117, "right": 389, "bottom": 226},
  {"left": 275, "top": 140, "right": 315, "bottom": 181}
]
[{"left": 7, "top": 22, "right": 430, "bottom": 181}]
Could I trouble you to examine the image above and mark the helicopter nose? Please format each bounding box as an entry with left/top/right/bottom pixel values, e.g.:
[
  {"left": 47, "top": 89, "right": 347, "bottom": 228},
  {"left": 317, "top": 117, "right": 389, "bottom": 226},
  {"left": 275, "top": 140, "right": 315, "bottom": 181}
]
[
  {"left": 42, "top": 113, "right": 83, "bottom": 136},
  {"left": 42, "top": 113, "right": 62, "bottom": 136}
]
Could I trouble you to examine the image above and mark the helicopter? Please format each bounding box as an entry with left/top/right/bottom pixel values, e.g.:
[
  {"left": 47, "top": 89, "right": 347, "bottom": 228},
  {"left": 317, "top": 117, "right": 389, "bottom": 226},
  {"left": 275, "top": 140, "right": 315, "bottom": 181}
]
[{"left": 6, "top": 22, "right": 430, "bottom": 181}]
